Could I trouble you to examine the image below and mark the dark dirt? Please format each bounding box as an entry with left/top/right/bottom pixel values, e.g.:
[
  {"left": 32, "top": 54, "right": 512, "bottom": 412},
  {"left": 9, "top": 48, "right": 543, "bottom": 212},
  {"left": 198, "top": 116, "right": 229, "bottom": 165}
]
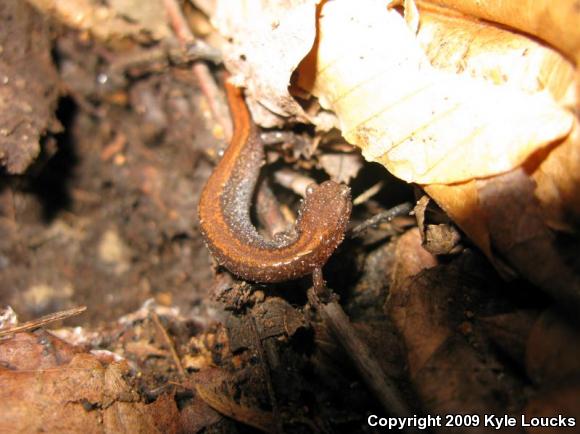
[
  {"left": 0, "top": 1, "right": 60, "bottom": 174},
  {"left": 1, "top": 15, "right": 220, "bottom": 325}
]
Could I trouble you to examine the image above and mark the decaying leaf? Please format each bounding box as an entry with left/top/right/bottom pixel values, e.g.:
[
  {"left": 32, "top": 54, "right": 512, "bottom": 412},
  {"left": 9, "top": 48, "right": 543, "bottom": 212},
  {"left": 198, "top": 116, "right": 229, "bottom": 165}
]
[
  {"left": 478, "top": 310, "right": 540, "bottom": 366},
  {"left": 386, "top": 232, "right": 527, "bottom": 426},
  {"left": 0, "top": 331, "right": 180, "bottom": 433},
  {"left": 195, "top": 368, "right": 275, "bottom": 433},
  {"left": 477, "top": 169, "right": 580, "bottom": 309},
  {"left": 386, "top": 229, "right": 580, "bottom": 427},
  {"left": 178, "top": 394, "right": 223, "bottom": 433},
  {"left": 386, "top": 229, "right": 441, "bottom": 375},
  {"left": 0, "top": 330, "right": 81, "bottom": 370},
  {"left": 479, "top": 307, "right": 580, "bottom": 387}
]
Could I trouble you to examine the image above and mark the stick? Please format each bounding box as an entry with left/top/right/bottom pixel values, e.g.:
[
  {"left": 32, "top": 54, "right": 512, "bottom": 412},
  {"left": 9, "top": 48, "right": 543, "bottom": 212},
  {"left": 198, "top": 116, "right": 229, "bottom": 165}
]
[
  {"left": 0, "top": 306, "right": 87, "bottom": 337},
  {"left": 309, "top": 269, "right": 415, "bottom": 428}
]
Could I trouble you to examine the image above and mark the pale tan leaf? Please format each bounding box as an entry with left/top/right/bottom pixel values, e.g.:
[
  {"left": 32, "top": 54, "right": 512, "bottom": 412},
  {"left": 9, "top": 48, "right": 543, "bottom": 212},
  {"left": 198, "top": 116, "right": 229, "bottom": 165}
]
[
  {"left": 415, "top": 4, "right": 576, "bottom": 103},
  {"left": 305, "top": 0, "right": 573, "bottom": 184},
  {"left": 418, "top": 0, "right": 580, "bottom": 63}
]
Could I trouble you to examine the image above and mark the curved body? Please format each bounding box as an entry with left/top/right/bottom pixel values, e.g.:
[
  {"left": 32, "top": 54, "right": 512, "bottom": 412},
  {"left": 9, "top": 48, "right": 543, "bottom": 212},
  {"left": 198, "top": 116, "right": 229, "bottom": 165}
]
[{"left": 198, "top": 81, "right": 351, "bottom": 282}]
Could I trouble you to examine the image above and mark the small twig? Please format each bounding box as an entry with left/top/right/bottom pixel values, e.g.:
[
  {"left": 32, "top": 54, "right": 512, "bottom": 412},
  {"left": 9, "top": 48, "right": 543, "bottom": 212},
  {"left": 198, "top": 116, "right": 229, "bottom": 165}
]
[
  {"left": 193, "top": 62, "right": 233, "bottom": 140},
  {"left": 273, "top": 169, "right": 316, "bottom": 198},
  {"left": 312, "top": 268, "right": 328, "bottom": 299},
  {"left": 256, "top": 179, "right": 291, "bottom": 237},
  {"left": 348, "top": 202, "right": 413, "bottom": 238},
  {"left": 249, "top": 317, "right": 284, "bottom": 434},
  {"left": 352, "top": 181, "right": 384, "bottom": 206},
  {"left": 162, "top": 0, "right": 195, "bottom": 43},
  {"left": 0, "top": 306, "right": 87, "bottom": 337},
  {"left": 151, "top": 311, "right": 186, "bottom": 378},
  {"left": 162, "top": 0, "right": 232, "bottom": 140},
  {"left": 308, "top": 271, "right": 415, "bottom": 429}
]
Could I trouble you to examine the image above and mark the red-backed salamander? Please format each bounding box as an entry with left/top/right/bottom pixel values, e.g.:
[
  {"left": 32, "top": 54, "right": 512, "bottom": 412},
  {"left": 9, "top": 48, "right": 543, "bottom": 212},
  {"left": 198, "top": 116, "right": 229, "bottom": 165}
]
[{"left": 198, "top": 80, "right": 352, "bottom": 283}]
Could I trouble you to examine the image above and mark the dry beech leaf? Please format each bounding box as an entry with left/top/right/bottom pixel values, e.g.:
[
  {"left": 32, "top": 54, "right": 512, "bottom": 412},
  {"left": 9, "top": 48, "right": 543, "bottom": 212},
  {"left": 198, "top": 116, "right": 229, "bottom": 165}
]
[
  {"left": 419, "top": 0, "right": 580, "bottom": 64},
  {"left": 302, "top": 0, "right": 573, "bottom": 184},
  {"left": 207, "top": 0, "right": 579, "bottom": 224},
  {"left": 415, "top": 4, "right": 576, "bottom": 103},
  {"left": 412, "top": 0, "right": 580, "bottom": 256},
  {"left": 410, "top": 1, "right": 580, "bottom": 244}
]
